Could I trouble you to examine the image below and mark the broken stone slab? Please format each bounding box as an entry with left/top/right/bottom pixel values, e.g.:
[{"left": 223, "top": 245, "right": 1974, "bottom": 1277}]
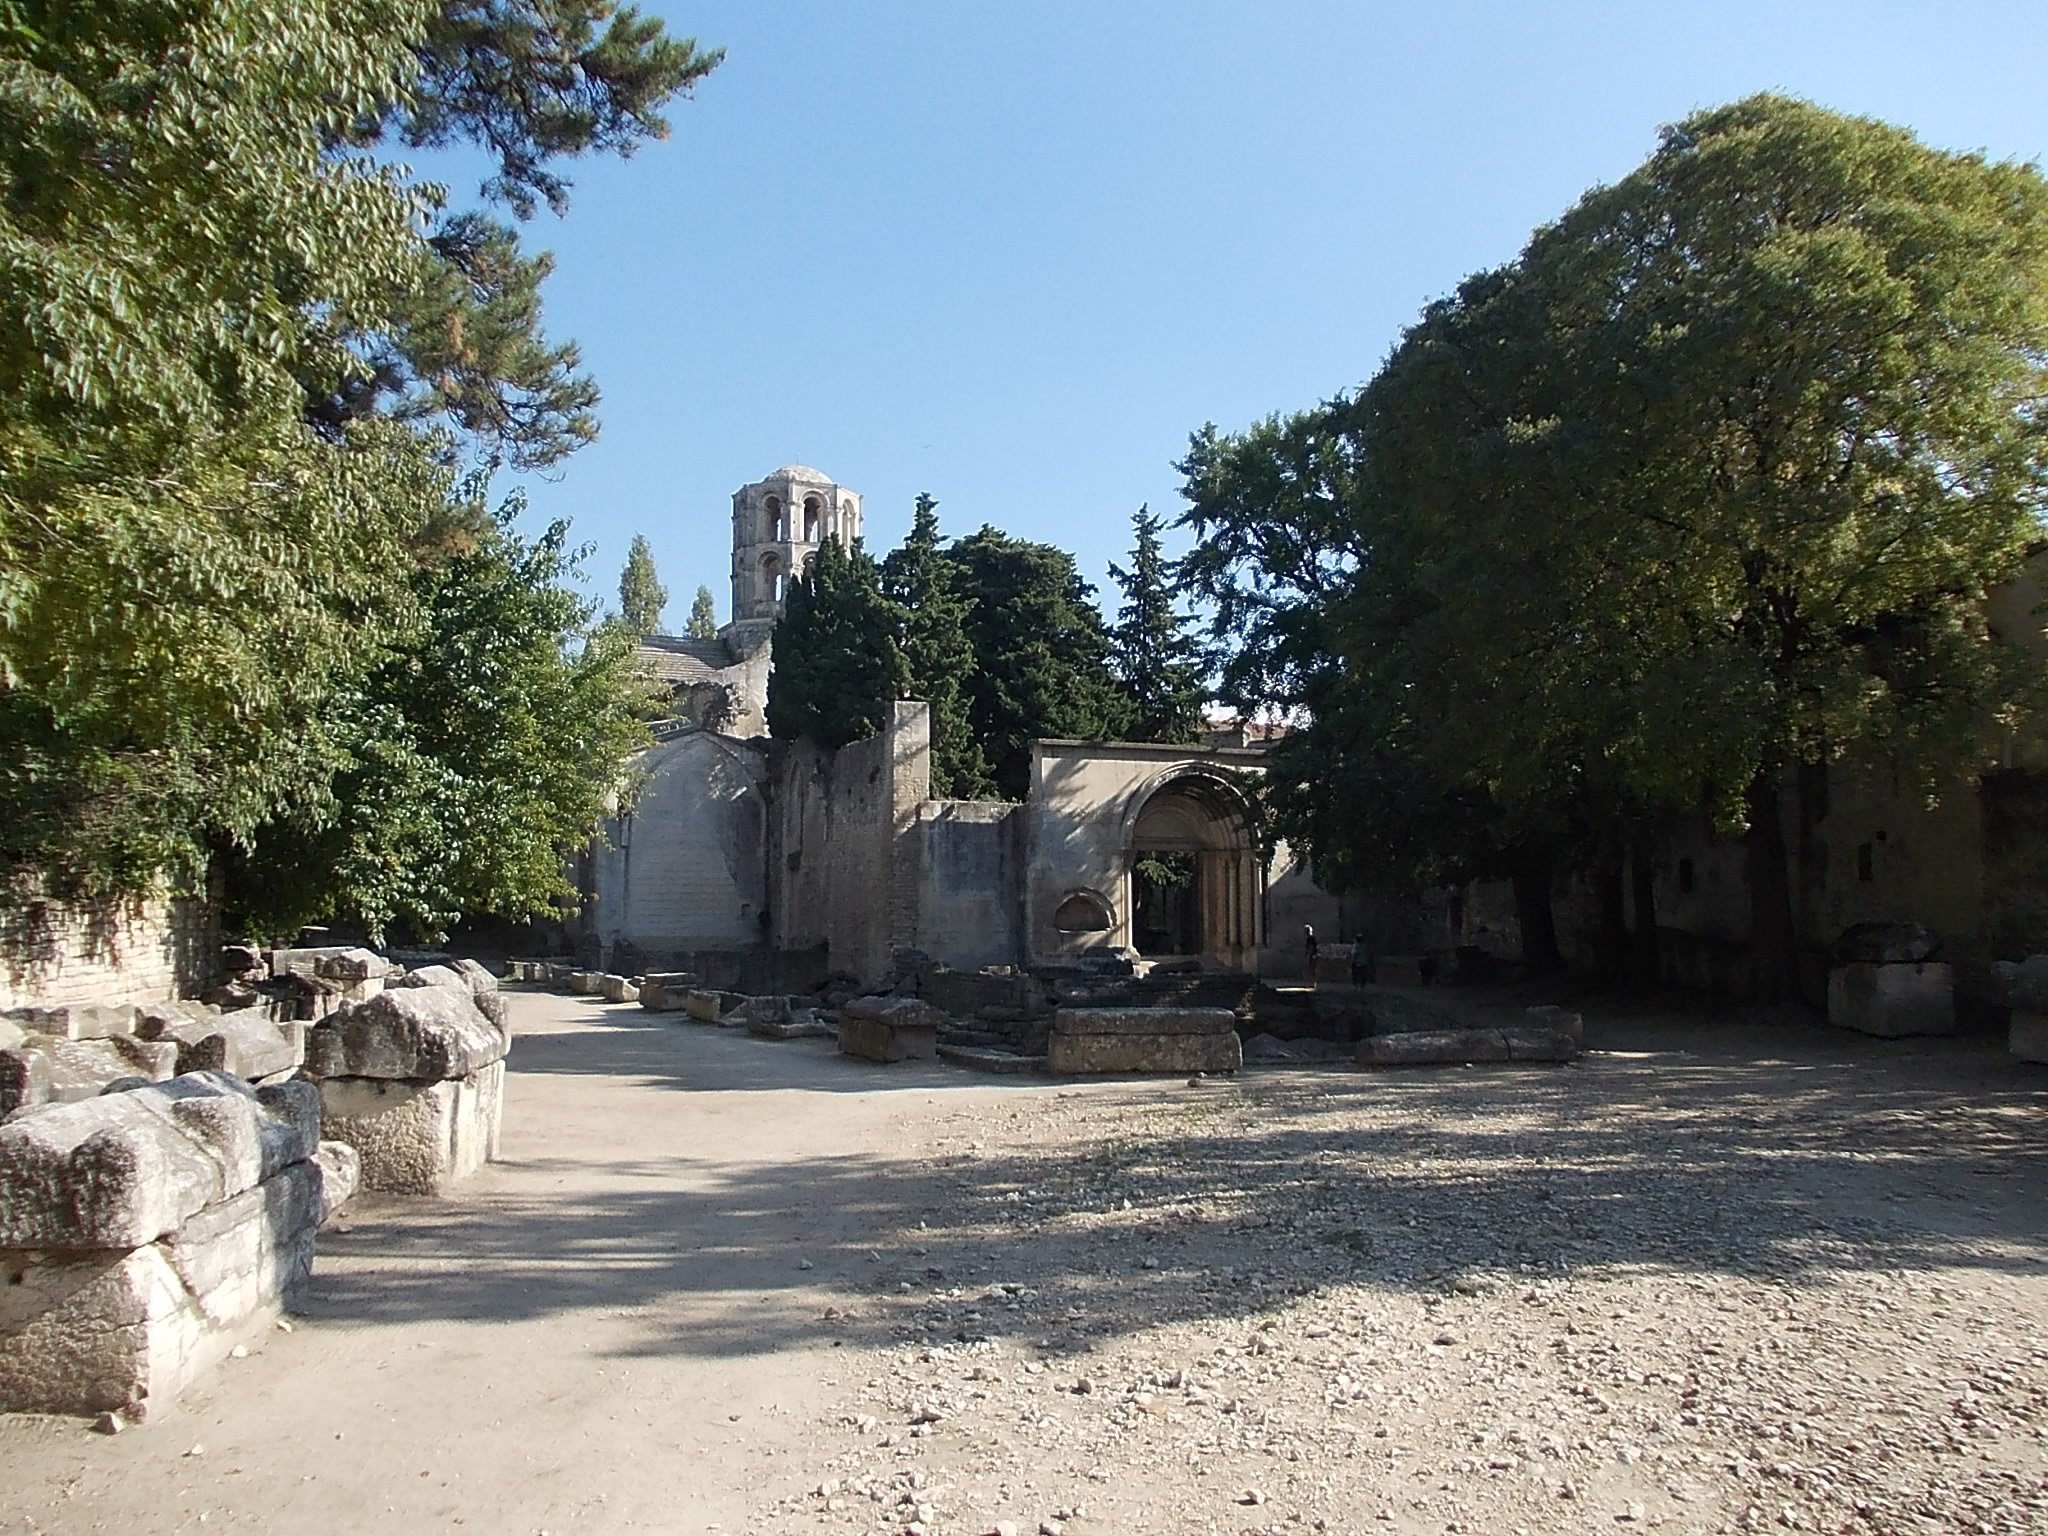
[
  {"left": 301, "top": 985, "right": 508, "bottom": 1082},
  {"left": 747, "top": 1008, "right": 833, "bottom": 1041},
  {"left": 567, "top": 971, "right": 601, "bottom": 995},
  {"left": 311, "top": 1139, "right": 360, "bottom": 1223},
  {"left": 1827, "top": 962, "right": 1957, "bottom": 1038},
  {"left": 0, "top": 1049, "right": 51, "bottom": 1116},
  {"left": 2, "top": 1003, "right": 141, "bottom": 1042},
  {"left": 600, "top": 973, "right": 637, "bottom": 1004},
  {"left": 935, "top": 1043, "right": 1046, "bottom": 1074},
  {"left": 1991, "top": 954, "right": 2048, "bottom": 1015},
  {"left": 41, "top": 1035, "right": 181, "bottom": 1101},
  {"left": 221, "top": 942, "right": 266, "bottom": 976},
  {"left": 1360, "top": 992, "right": 1470, "bottom": 1036},
  {"left": 138, "top": 1006, "right": 296, "bottom": 1082},
  {"left": 1242, "top": 1032, "right": 1349, "bottom": 1064},
  {"left": 0, "top": 1073, "right": 320, "bottom": 1249},
  {"left": 272, "top": 946, "right": 390, "bottom": 984},
  {"left": 684, "top": 988, "right": 746, "bottom": 1023},
  {"left": 636, "top": 973, "right": 698, "bottom": 1011},
  {"left": 315, "top": 1060, "right": 504, "bottom": 1195}
]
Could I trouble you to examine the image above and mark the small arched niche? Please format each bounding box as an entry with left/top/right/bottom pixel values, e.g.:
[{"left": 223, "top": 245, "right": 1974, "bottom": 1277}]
[{"left": 1053, "top": 890, "right": 1114, "bottom": 934}]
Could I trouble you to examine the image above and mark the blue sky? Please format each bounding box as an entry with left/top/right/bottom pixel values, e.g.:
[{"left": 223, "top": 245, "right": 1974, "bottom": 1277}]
[{"left": 489, "top": 1, "right": 2048, "bottom": 631}]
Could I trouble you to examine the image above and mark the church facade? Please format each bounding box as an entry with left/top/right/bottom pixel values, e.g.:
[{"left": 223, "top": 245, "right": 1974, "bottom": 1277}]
[{"left": 590, "top": 467, "right": 1332, "bottom": 986}]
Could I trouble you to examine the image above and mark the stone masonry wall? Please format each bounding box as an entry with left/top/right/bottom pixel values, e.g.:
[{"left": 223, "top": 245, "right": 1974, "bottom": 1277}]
[{"left": 0, "top": 893, "right": 216, "bottom": 1012}]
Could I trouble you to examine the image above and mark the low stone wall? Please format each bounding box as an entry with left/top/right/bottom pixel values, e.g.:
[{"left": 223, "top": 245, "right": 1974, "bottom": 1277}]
[
  {"left": 300, "top": 966, "right": 509, "bottom": 1195},
  {"left": 0, "top": 1073, "right": 357, "bottom": 1418}
]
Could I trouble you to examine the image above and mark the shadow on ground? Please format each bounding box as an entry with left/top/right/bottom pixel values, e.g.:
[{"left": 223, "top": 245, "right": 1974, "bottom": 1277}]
[{"left": 300, "top": 990, "right": 2048, "bottom": 1364}]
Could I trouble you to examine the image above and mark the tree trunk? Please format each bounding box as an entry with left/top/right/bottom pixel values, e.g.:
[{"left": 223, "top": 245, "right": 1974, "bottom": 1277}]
[
  {"left": 1592, "top": 843, "right": 1627, "bottom": 983},
  {"left": 1630, "top": 850, "right": 1660, "bottom": 986},
  {"left": 1511, "top": 849, "right": 1564, "bottom": 975},
  {"left": 1744, "top": 769, "right": 1800, "bottom": 1004}
]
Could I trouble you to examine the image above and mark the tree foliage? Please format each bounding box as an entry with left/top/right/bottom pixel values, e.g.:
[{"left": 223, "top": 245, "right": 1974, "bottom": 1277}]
[
  {"left": 617, "top": 532, "right": 666, "bottom": 635},
  {"left": 685, "top": 583, "right": 717, "bottom": 640},
  {"left": 225, "top": 500, "right": 648, "bottom": 938},
  {"left": 1182, "top": 96, "right": 2048, "bottom": 992},
  {"left": 0, "top": 0, "right": 713, "bottom": 924},
  {"left": 1108, "top": 505, "right": 1205, "bottom": 744},
  {"left": 766, "top": 537, "right": 909, "bottom": 751},
  {"left": 882, "top": 495, "right": 993, "bottom": 798},
  {"left": 950, "top": 528, "right": 1131, "bottom": 798}
]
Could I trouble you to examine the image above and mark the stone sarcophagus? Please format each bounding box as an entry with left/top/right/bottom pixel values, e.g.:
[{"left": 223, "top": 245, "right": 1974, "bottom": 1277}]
[
  {"left": 299, "top": 967, "right": 509, "bottom": 1195},
  {"left": 1046, "top": 1007, "right": 1242, "bottom": 1075},
  {"left": 0, "top": 1073, "right": 357, "bottom": 1418}
]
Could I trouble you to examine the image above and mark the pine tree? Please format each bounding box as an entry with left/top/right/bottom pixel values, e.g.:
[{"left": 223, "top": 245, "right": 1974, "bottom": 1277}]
[
  {"left": 950, "top": 528, "right": 1132, "bottom": 798},
  {"left": 618, "top": 533, "right": 666, "bottom": 635},
  {"left": 766, "top": 539, "right": 909, "bottom": 748},
  {"left": 1108, "top": 505, "right": 1206, "bottom": 744},
  {"left": 685, "top": 584, "right": 718, "bottom": 640},
  {"left": 882, "top": 496, "right": 993, "bottom": 798}
]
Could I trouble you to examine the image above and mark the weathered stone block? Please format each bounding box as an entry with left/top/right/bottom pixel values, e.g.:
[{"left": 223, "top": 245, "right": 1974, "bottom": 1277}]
[
  {"left": 315, "top": 1060, "right": 504, "bottom": 1195},
  {"left": 0, "top": 1153, "right": 330, "bottom": 1417},
  {"left": 748, "top": 1008, "right": 832, "bottom": 1041},
  {"left": 3, "top": 1002, "right": 141, "bottom": 1041},
  {"left": 636, "top": 973, "right": 698, "bottom": 1011},
  {"left": 600, "top": 973, "right": 637, "bottom": 1004},
  {"left": 43, "top": 1034, "right": 181, "bottom": 1100},
  {"left": 568, "top": 971, "right": 600, "bottom": 995},
  {"left": 683, "top": 988, "right": 745, "bottom": 1023},
  {"left": 2011, "top": 1011, "right": 2048, "bottom": 1065},
  {"left": 1045, "top": 1008, "right": 1240, "bottom": 1074},
  {"left": 1050, "top": 1006, "right": 1237, "bottom": 1037},
  {"left": 1827, "top": 962, "right": 1957, "bottom": 1038},
  {"left": 302, "top": 985, "right": 508, "bottom": 1081},
  {"left": 0, "top": 1073, "right": 320, "bottom": 1250},
  {"left": 1357, "top": 1029, "right": 1510, "bottom": 1065},
  {"left": 1833, "top": 922, "right": 1942, "bottom": 965},
  {"left": 837, "top": 1014, "right": 936, "bottom": 1063},
  {"left": 153, "top": 1007, "right": 296, "bottom": 1082},
  {"left": 1524, "top": 1005, "right": 1584, "bottom": 1045},
  {"left": 0, "top": 1047, "right": 51, "bottom": 1114}
]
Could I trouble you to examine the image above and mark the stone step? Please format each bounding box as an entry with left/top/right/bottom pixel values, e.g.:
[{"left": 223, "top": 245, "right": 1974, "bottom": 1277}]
[{"left": 936, "top": 1044, "right": 1047, "bottom": 1074}]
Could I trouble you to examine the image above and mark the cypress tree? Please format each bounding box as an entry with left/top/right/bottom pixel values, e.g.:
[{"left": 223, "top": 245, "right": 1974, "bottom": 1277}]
[
  {"left": 1108, "top": 505, "right": 1206, "bottom": 743},
  {"left": 618, "top": 533, "right": 666, "bottom": 636},
  {"left": 882, "top": 495, "right": 994, "bottom": 798},
  {"left": 766, "top": 538, "right": 909, "bottom": 749}
]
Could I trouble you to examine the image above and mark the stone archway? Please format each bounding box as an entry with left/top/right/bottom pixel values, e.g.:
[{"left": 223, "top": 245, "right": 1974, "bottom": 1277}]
[{"left": 1125, "top": 771, "right": 1262, "bottom": 971}]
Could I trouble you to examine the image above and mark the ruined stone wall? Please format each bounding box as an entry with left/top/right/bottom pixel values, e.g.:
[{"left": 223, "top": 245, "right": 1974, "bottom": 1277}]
[
  {"left": 769, "top": 702, "right": 931, "bottom": 983},
  {"left": 0, "top": 893, "right": 215, "bottom": 1012},
  {"left": 915, "top": 801, "right": 1026, "bottom": 971},
  {"left": 592, "top": 731, "right": 769, "bottom": 963}
]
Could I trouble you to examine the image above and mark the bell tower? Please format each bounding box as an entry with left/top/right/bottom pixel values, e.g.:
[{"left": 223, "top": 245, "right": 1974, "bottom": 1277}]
[{"left": 727, "top": 465, "right": 863, "bottom": 630}]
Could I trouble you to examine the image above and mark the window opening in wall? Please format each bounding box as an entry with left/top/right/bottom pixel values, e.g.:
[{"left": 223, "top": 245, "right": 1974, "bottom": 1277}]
[
  {"left": 763, "top": 495, "right": 782, "bottom": 542},
  {"left": 1053, "top": 892, "right": 1113, "bottom": 933},
  {"left": 1857, "top": 842, "right": 1874, "bottom": 882},
  {"left": 1677, "top": 857, "right": 1695, "bottom": 894},
  {"left": 803, "top": 496, "right": 822, "bottom": 541}
]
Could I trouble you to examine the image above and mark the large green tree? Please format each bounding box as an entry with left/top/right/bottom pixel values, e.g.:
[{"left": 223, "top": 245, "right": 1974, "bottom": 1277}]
[
  {"left": 1186, "top": 95, "right": 2048, "bottom": 997},
  {"left": 225, "top": 499, "right": 647, "bottom": 938},
  {"left": 766, "top": 538, "right": 910, "bottom": 750},
  {"left": 1107, "top": 504, "right": 1205, "bottom": 744},
  {"left": 0, "top": 0, "right": 711, "bottom": 919},
  {"left": 950, "top": 527, "right": 1131, "bottom": 798},
  {"left": 882, "top": 495, "right": 993, "bottom": 798}
]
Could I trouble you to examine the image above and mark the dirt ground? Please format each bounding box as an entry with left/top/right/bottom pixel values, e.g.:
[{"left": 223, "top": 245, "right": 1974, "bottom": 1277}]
[{"left": 3, "top": 988, "right": 2045, "bottom": 1536}]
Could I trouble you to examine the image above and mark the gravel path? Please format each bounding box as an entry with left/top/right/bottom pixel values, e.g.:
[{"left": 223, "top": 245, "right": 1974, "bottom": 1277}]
[{"left": 3, "top": 991, "right": 2043, "bottom": 1536}]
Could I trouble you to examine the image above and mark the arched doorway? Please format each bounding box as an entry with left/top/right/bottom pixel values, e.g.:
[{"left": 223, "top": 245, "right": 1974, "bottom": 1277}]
[{"left": 1126, "top": 771, "right": 1262, "bottom": 971}]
